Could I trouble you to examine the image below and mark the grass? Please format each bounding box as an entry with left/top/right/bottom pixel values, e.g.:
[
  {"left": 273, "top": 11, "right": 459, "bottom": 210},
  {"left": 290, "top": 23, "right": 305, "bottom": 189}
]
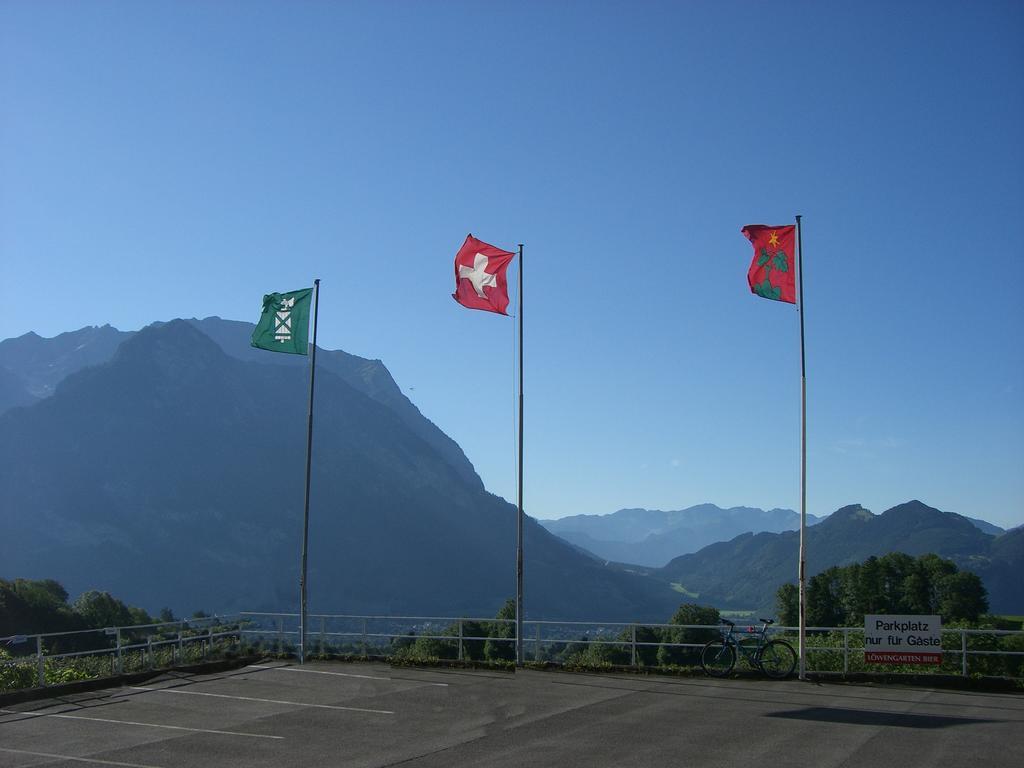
[
  {"left": 720, "top": 610, "right": 757, "bottom": 619},
  {"left": 670, "top": 583, "right": 699, "bottom": 598}
]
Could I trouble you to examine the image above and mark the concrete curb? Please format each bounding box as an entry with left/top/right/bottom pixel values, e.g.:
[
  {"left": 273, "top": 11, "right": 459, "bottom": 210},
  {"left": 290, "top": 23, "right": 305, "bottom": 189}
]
[{"left": 0, "top": 655, "right": 264, "bottom": 707}]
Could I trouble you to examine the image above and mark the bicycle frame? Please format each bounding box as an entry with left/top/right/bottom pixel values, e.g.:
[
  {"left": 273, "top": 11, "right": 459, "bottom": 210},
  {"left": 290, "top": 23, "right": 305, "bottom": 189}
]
[{"left": 719, "top": 620, "right": 772, "bottom": 666}]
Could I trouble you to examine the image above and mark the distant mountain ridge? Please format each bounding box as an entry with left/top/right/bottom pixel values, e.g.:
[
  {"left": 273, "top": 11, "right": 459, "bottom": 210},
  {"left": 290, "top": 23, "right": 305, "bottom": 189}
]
[
  {"left": 0, "top": 319, "right": 679, "bottom": 620},
  {"left": 962, "top": 516, "right": 1006, "bottom": 537},
  {"left": 0, "top": 318, "right": 481, "bottom": 489},
  {"left": 653, "top": 501, "right": 1022, "bottom": 614},
  {"left": 541, "top": 504, "right": 823, "bottom": 567},
  {"left": 0, "top": 324, "right": 129, "bottom": 412}
]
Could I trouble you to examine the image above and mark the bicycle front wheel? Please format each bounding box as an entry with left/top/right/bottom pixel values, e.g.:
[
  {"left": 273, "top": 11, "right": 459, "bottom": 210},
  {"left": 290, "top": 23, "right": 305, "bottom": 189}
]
[
  {"left": 758, "top": 640, "right": 797, "bottom": 679},
  {"left": 700, "top": 641, "right": 736, "bottom": 677}
]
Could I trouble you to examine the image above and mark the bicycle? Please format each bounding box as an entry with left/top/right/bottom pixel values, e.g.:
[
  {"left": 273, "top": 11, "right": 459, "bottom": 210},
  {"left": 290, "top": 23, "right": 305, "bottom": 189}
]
[{"left": 700, "top": 618, "right": 796, "bottom": 679}]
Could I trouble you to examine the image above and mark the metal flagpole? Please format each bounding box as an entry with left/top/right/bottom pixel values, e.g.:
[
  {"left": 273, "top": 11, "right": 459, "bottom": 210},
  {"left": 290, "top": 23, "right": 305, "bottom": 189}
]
[
  {"left": 299, "top": 278, "right": 321, "bottom": 665},
  {"left": 516, "top": 244, "right": 524, "bottom": 667},
  {"left": 795, "top": 216, "right": 807, "bottom": 680}
]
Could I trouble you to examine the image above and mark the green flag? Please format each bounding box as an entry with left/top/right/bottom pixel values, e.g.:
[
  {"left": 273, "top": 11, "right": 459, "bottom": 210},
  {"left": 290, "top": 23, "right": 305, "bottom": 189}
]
[{"left": 251, "top": 288, "right": 313, "bottom": 355}]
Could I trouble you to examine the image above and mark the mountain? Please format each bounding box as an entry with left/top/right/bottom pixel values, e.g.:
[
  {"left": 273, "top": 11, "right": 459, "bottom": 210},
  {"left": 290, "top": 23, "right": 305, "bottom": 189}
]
[
  {"left": 540, "top": 504, "right": 822, "bottom": 567},
  {"left": 976, "top": 527, "right": 1024, "bottom": 612},
  {"left": 0, "top": 325, "right": 131, "bottom": 404},
  {"left": 0, "top": 320, "right": 679, "bottom": 621},
  {"left": 655, "top": 501, "right": 1023, "bottom": 614},
  {"left": 0, "top": 319, "right": 482, "bottom": 491},
  {"left": 0, "top": 365, "right": 39, "bottom": 413},
  {"left": 961, "top": 516, "right": 1005, "bottom": 537},
  {"left": 184, "top": 317, "right": 481, "bottom": 490}
]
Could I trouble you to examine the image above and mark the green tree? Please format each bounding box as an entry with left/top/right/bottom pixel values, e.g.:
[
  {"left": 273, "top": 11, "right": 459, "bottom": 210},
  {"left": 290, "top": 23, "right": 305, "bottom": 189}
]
[
  {"left": 878, "top": 553, "right": 917, "bottom": 613},
  {"left": 404, "top": 633, "right": 455, "bottom": 660},
  {"left": 852, "top": 556, "right": 885, "bottom": 617},
  {"left": 458, "top": 619, "right": 488, "bottom": 661},
  {"left": 806, "top": 567, "right": 843, "bottom": 627},
  {"left": 624, "top": 624, "right": 663, "bottom": 666},
  {"left": 1, "top": 578, "right": 82, "bottom": 636},
  {"left": 14, "top": 579, "right": 69, "bottom": 610},
  {"left": 791, "top": 553, "right": 989, "bottom": 627},
  {"left": 0, "top": 581, "right": 33, "bottom": 637},
  {"left": 562, "top": 638, "right": 620, "bottom": 668},
  {"left": 128, "top": 607, "right": 153, "bottom": 626},
  {"left": 899, "top": 569, "right": 932, "bottom": 615},
  {"left": 484, "top": 599, "right": 516, "bottom": 661},
  {"left": 657, "top": 603, "right": 720, "bottom": 666},
  {"left": 776, "top": 583, "right": 798, "bottom": 627},
  {"left": 936, "top": 571, "right": 988, "bottom": 622},
  {"left": 72, "top": 591, "right": 135, "bottom": 629}
]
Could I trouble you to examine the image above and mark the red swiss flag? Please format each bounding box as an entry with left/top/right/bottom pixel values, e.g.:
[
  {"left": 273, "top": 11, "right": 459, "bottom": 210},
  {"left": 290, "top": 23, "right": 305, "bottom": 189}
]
[{"left": 452, "top": 234, "right": 516, "bottom": 315}]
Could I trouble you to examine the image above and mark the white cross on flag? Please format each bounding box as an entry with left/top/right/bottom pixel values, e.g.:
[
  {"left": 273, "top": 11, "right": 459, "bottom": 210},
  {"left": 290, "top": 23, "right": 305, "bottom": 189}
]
[{"left": 452, "top": 234, "right": 515, "bottom": 315}]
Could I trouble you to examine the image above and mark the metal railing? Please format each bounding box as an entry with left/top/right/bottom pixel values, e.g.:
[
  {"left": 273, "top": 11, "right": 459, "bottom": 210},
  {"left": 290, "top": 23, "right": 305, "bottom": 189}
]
[
  {"left": 1, "top": 615, "right": 244, "bottom": 691},
  {"left": 237, "top": 612, "right": 1024, "bottom": 678},
  {"left": 797, "top": 624, "right": 1024, "bottom": 677},
  {"left": 5, "top": 612, "right": 1022, "bottom": 692}
]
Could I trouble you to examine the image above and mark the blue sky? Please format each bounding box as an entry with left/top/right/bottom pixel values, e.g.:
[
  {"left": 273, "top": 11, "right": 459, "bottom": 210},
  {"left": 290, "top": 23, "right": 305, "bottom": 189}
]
[{"left": 2, "top": 1, "right": 1022, "bottom": 529}]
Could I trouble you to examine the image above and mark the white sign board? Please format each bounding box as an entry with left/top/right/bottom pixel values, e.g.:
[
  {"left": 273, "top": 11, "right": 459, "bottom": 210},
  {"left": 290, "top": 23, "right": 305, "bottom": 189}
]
[{"left": 864, "top": 614, "right": 942, "bottom": 665}]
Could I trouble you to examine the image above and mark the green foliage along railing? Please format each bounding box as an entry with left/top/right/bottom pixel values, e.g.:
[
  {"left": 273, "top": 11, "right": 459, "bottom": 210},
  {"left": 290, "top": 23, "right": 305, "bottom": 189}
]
[
  {"left": 1, "top": 616, "right": 244, "bottom": 693},
  {"left": 7, "top": 610, "right": 1023, "bottom": 692},
  {"left": 237, "top": 611, "right": 1024, "bottom": 679},
  {"left": 799, "top": 625, "right": 1024, "bottom": 678}
]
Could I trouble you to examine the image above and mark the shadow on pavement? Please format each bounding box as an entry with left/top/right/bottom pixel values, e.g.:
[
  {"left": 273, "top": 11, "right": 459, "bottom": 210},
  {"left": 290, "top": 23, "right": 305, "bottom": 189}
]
[{"left": 765, "top": 706, "right": 1000, "bottom": 729}]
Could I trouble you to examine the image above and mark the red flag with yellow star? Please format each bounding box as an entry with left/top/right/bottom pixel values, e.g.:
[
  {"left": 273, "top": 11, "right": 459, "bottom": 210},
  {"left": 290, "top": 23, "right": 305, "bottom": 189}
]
[{"left": 742, "top": 224, "right": 796, "bottom": 304}]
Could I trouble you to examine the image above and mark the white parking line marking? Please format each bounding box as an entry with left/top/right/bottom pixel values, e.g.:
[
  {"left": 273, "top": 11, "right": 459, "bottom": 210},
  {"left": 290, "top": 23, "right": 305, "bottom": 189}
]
[
  {"left": 129, "top": 686, "right": 394, "bottom": 714},
  {"left": 269, "top": 666, "right": 448, "bottom": 686},
  {"left": 281, "top": 667, "right": 391, "bottom": 680},
  {"left": 0, "top": 708, "right": 283, "bottom": 739},
  {"left": 0, "top": 746, "right": 165, "bottom": 768}
]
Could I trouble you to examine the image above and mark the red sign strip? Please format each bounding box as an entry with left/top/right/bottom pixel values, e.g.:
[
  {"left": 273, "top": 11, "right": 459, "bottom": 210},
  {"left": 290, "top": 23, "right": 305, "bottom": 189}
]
[{"left": 864, "top": 651, "right": 942, "bottom": 665}]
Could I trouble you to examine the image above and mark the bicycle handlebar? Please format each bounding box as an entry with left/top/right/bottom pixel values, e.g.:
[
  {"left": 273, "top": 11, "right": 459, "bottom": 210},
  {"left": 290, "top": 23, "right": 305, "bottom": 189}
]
[{"left": 721, "top": 618, "right": 776, "bottom": 628}]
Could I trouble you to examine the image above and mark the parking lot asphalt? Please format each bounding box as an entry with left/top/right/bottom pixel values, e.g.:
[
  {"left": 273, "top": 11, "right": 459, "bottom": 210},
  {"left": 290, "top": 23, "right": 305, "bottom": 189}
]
[{"left": 1, "top": 661, "right": 1021, "bottom": 767}]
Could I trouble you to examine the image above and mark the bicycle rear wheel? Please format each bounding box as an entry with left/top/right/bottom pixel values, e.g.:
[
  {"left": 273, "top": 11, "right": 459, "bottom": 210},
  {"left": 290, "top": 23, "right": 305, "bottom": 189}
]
[
  {"left": 758, "top": 640, "right": 796, "bottom": 679},
  {"left": 700, "top": 641, "right": 736, "bottom": 677}
]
